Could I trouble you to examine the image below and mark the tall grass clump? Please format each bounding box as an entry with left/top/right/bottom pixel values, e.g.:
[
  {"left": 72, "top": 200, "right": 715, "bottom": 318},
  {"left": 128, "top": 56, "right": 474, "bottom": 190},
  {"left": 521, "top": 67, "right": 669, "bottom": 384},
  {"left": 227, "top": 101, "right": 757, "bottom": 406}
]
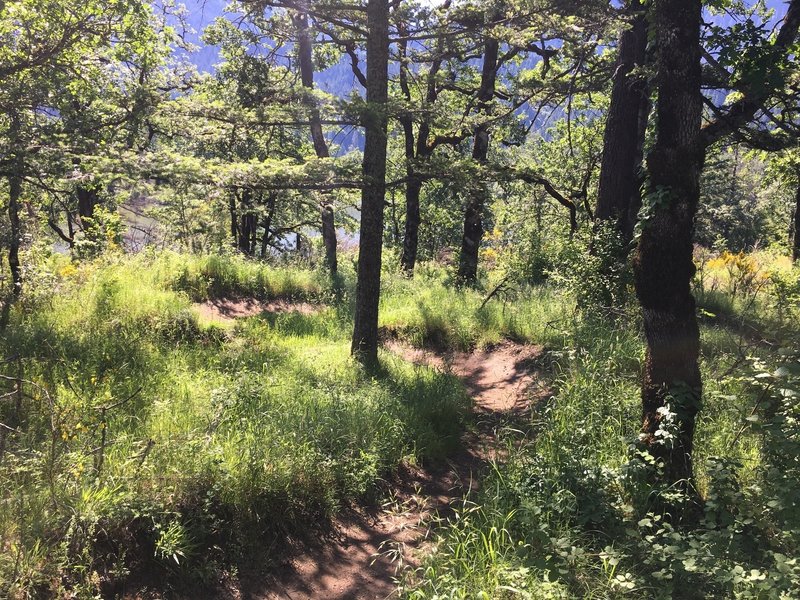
[
  {"left": 380, "top": 262, "right": 573, "bottom": 351},
  {"left": 151, "top": 250, "right": 327, "bottom": 301}
]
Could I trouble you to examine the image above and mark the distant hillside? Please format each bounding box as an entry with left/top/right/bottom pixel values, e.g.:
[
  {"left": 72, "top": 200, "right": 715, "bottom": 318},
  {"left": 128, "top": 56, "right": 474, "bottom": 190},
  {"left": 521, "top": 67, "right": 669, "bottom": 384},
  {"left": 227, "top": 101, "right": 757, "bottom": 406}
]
[{"left": 176, "top": 0, "right": 787, "bottom": 155}]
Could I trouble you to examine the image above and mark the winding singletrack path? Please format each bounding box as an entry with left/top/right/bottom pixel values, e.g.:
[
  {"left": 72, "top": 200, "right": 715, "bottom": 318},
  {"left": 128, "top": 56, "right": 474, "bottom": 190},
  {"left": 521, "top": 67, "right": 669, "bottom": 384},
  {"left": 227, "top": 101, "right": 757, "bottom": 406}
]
[{"left": 236, "top": 340, "right": 549, "bottom": 600}]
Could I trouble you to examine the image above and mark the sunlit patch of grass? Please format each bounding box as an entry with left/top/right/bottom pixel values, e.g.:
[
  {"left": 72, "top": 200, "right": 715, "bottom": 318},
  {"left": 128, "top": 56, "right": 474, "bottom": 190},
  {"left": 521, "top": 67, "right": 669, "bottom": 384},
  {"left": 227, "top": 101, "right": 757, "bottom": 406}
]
[
  {"left": 152, "top": 251, "right": 326, "bottom": 301},
  {"left": 0, "top": 252, "right": 467, "bottom": 595},
  {"left": 379, "top": 264, "right": 572, "bottom": 351},
  {"left": 6, "top": 247, "right": 798, "bottom": 598},
  {"left": 404, "top": 252, "right": 800, "bottom": 599}
]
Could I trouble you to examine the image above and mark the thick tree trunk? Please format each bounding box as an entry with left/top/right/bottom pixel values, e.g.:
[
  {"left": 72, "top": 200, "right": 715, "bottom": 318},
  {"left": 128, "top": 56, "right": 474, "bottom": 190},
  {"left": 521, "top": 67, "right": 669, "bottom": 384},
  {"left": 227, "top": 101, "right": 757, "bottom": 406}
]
[
  {"left": 351, "top": 0, "right": 389, "bottom": 364},
  {"left": 792, "top": 177, "right": 800, "bottom": 262},
  {"left": 595, "top": 0, "right": 649, "bottom": 243},
  {"left": 8, "top": 113, "right": 22, "bottom": 297},
  {"left": 458, "top": 34, "right": 499, "bottom": 283},
  {"left": 295, "top": 9, "right": 338, "bottom": 273},
  {"left": 633, "top": 0, "right": 703, "bottom": 493},
  {"left": 458, "top": 190, "right": 485, "bottom": 282}
]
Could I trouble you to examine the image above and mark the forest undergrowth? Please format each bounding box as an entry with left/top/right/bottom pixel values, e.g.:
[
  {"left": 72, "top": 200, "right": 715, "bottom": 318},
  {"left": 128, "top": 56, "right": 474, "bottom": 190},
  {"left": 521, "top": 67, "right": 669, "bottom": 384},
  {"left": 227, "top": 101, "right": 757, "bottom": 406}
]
[
  {"left": 3, "top": 0, "right": 800, "bottom": 597},
  {"left": 1, "top": 247, "right": 799, "bottom": 599},
  {"left": 0, "top": 251, "right": 479, "bottom": 597},
  {"left": 400, "top": 248, "right": 800, "bottom": 599}
]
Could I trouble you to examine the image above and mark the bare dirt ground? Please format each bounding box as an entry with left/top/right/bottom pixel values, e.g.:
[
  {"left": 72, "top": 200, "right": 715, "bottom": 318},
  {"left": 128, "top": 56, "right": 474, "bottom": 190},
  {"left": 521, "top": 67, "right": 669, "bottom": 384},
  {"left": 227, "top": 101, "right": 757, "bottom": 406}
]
[
  {"left": 193, "top": 298, "right": 322, "bottom": 324},
  {"left": 240, "top": 340, "right": 548, "bottom": 600},
  {"left": 386, "top": 340, "right": 546, "bottom": 414},
  {"left": 243, "top": 462, "right": 473, "bottom": 600}
]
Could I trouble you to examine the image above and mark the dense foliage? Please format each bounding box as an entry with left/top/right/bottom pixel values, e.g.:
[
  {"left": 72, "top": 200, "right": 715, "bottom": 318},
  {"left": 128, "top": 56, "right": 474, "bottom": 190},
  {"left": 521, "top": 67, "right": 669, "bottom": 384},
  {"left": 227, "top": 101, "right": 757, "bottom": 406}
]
[{"left": 2, "top": 0, "right": 800, "bottom": 597}]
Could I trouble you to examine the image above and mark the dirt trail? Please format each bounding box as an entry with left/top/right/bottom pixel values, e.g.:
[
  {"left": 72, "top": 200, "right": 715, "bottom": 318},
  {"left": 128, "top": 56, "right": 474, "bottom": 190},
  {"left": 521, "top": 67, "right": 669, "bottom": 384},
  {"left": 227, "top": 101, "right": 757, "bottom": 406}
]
[
  {"left": 387, "top": 341, "right": 545, "bottom": 414},
  {"left": 193, "top": 298, "right": 322, "bottom": 325},
  {"left": 242, "top": 340, "right": 548, "bottom": 600}
]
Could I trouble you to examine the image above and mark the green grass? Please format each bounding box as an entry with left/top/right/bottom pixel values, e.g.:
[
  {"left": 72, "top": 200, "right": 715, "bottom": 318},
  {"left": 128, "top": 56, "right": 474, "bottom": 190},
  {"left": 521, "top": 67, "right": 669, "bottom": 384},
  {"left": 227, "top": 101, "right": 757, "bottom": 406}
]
[
  {"left": 153, "top": 250, "right": 329, "bottom": 301},
  {"left": 3, "top": 249, "right": 799, "bottom": 599},
  {"left": 379, "top": 262, "right": 573, "bottom": 351},
  {"left": 0, "top": 252, "right": 469, "bottom": 597},
  {"left": 401, "top": 264, "right": 800, "bottom": 599}
]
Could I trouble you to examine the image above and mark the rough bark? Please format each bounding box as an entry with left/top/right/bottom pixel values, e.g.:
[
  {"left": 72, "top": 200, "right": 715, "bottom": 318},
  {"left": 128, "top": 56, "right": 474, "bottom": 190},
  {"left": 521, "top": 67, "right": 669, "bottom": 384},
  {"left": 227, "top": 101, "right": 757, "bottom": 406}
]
[
  {"left": 401, "top": 177, "right": 422, "bottom": 272},
  {"left": 633, "top": 0, "right": 704, "bottom": 492},
  {"left": 631, "top": 1, "right": 799, "bottom": 490},
  {"left": 595, "top": 0, "right": 649, "bottom": 243},
  {"left": 792, "top": 177, "right": 800, "bottom": 263},
  {"left": 76, "top": 184, "right": 100, "bottom": 231},
  {"left": 351, "top": 0, "right": 389, "bottom": 364},
  {"left": 458, "top": 31, "right": 499, "bottom": 283},
  {"left": 237, "top": 190, "right": 257, "bottom": 256},
  {"left": 295, "top": 8, "right": 338, "bottom": 273},
  {"left": 8, "top": 113, "right": 23, "bottom": 297}
]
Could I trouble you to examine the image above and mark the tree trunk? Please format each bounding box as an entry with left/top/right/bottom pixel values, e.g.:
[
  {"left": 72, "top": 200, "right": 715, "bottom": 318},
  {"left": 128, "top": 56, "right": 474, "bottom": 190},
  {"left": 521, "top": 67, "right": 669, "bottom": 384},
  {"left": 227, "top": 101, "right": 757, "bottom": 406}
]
[
  {"left": 8, "top": 113, "right": 23, "bottom": 297},
  {"left": 626, "top": 91, "right": 651, "bottom": 237},
  {"left": 633, "top": 0, "right": 704, "bottom": 494},
  {"left": 398, "top": 28, "right": 444, "bottom": 274},
  {"left": 792, "top": 175, "right": 800, "bottom": 262},
  {"left": 595, "top": 0, "right": 649, "bottom": 243},
  {"left": 229, "top": 194, "right": 238, "bottom": 248},
  {"left": 67, "top": 208, "right": 75, "bottom": 242},
  {"left": 76, "top": 185, "right": 100, "bottom": 231},
  {"left": 261, "top": 193, "right": 277, "bottom": 258},
  {"left": 295, "top": 8, "right": 338, "bottom": 273},
  {"left": 401, "top": 177, "right": 422, "bottom": 272},
  {"left": 8, "top": 168, "right": 22, "bottom": 298},
  {"left": 351, "top": 0, "right": 389, "bottom": 364},
  {"left": 458, "top": 190, "right": 485, "bottom": 282},
  {"left": 249, "top": 213, "right": 258, "bottom": 255},
  {"left": 237, "top": 190, "right": 256, "bottom": 256},
  {"left": 458, "top": 33, "right": 499, "bottom": 283},
  {"left": 390, "top": 188, "right": 400, "bottom": 244},
  {"left": 398, "top": 33, "right": 419, "bottom": 274},
  {"left": 320, "top": 199, "right": 337, "bottom": 270}
]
